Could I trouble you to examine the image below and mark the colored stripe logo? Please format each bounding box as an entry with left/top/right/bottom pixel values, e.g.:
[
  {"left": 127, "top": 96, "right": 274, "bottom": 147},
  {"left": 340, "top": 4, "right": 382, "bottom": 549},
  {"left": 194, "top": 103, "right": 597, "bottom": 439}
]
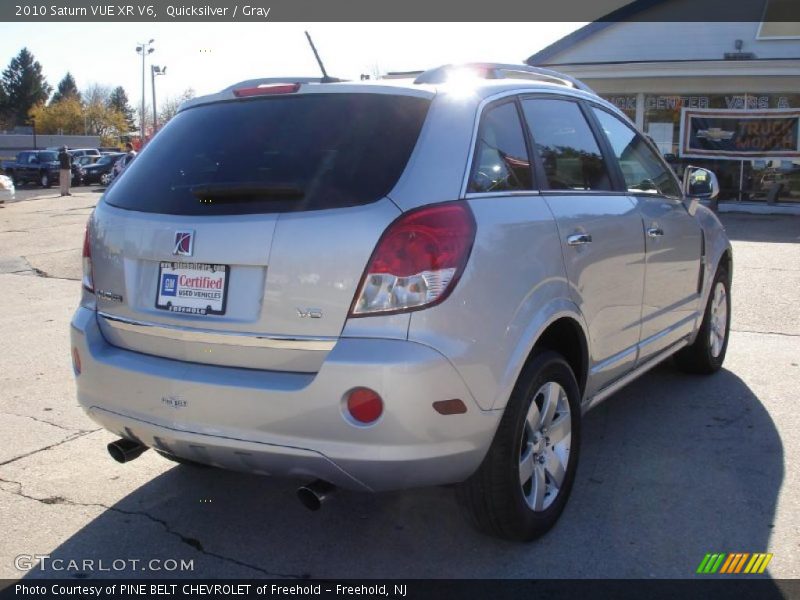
[{"left": 696, "top": 553, "right": 773, "bottom": 574}]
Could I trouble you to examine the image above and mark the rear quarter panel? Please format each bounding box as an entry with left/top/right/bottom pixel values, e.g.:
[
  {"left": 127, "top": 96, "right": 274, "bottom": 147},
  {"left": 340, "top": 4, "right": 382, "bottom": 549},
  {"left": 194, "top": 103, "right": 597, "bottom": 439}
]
[{"left": 407, "top": 194, "right": 574, "bottom": 410}]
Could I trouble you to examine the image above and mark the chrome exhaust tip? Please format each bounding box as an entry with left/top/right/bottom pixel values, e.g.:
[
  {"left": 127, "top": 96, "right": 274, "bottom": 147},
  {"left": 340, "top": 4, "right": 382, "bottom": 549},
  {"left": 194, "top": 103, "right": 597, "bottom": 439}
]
[
  {"left": 297, "top": 480, "right": 337, "bottom": 511},
  {"left": 107, "top": 438, "right": 148, "bottom": 464}
]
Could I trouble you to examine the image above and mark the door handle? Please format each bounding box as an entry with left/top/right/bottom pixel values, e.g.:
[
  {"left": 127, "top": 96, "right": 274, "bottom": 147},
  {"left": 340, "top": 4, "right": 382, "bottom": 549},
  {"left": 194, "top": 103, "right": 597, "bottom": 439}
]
[
  {"left": 567, "top": 233, "right": 592, "bottom": 246},
  {"left": 647, "top": 227, "right": 665, "bottom": 238}
]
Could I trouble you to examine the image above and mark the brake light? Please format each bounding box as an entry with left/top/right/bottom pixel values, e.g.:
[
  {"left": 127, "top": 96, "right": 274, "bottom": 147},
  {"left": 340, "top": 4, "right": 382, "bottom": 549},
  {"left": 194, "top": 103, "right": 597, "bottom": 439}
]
[
  {"left": 233, "top": 83, "right": 301, "bottom": 97},
  {"left": 82, "top": 221, "right": 94, "bottom": 293},
  {"left": 350, "top": 202, "right": 475, "bottom": 316}
]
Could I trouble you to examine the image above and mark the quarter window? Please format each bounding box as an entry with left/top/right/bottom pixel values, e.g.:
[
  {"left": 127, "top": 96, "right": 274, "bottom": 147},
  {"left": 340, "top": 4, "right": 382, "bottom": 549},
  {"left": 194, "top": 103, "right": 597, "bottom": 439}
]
[
  {"left": 592, "top": 107, "right": 682, "bottom": 197},
  {"left": 522, "top": 98, "right": 613, "bottom": 191},
  {"left": 468, "top": 101, "right": 533, "bottom": 193}
]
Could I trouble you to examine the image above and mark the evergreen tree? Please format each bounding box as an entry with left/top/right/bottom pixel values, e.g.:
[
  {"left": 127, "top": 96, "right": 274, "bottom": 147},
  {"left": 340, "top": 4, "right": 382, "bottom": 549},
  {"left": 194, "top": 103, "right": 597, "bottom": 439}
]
[
  {"left": 108, "top": 86, "right": 136, "bottom": 131},
  {"left": 51, "top": 72, "right": 81, "bottom": 104},
  {"left": 0, "top": 48, "right": 51, "bottom": 126}
]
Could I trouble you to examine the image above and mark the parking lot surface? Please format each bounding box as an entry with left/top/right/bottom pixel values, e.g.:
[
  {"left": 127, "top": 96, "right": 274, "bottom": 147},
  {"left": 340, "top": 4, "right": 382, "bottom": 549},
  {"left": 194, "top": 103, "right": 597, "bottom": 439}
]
[{"left": 0, "top": 191, "right": 798, "bottom": 579}]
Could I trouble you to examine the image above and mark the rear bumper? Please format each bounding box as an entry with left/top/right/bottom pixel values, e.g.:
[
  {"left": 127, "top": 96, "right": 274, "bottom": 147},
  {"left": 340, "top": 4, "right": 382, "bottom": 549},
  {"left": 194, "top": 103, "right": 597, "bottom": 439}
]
[{"left": 70, "top": 307, "right": 500, "bottom": 491}]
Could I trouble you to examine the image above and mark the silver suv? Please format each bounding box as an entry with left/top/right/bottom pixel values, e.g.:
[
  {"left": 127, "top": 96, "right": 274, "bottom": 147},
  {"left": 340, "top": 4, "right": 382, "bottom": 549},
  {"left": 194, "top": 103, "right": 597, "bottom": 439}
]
[{"left": 70, "top": 64, "right": 732, "bottom": 540}]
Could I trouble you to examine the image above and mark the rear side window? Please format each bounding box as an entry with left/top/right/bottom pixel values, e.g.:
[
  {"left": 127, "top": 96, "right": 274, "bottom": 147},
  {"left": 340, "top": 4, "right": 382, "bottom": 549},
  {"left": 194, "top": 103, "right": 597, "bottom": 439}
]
[
  {"left": 468, "top": 101, "right": 532, "bottom": 193},
  {"left": 521, "top": 98, "right": 613, "bottom": 191},
  {"left": 592, "top": 107, "right": 682, "bottom": 198},
  {"left": 104, "top": 93, "right": 431, "bottom": 215}
]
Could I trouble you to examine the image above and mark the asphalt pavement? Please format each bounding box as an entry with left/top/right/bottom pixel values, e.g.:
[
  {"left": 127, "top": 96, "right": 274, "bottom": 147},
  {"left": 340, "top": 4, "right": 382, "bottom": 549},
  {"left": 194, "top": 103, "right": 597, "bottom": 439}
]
[{"left": 0, "top": 191, "right": 798, "bottom": 579}]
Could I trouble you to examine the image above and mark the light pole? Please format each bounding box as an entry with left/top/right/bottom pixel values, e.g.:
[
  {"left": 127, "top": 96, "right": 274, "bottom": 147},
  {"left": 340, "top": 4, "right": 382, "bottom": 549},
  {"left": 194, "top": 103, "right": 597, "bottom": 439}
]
[
  {"left": 151, "top": 65, "right": 166, "bottom": 134},
  {"left": 135, "top": 39, "right": 155, "bottom": 142}
]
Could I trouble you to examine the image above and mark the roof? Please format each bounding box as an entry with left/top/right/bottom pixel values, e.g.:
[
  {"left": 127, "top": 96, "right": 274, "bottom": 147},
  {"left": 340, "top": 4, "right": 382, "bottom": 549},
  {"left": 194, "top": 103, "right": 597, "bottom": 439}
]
[
  {"left": 526, "top": 0, "right": 668, "bottom": 65},
  {"left": 181, "top": 64, "right": 602, "bottom": 113}
]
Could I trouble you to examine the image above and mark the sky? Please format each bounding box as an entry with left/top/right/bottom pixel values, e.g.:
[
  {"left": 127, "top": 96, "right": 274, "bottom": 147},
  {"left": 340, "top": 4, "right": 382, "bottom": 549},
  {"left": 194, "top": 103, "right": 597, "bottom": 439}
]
[{"left": 0, "top": 22, "right": 586, "bottom": 109}]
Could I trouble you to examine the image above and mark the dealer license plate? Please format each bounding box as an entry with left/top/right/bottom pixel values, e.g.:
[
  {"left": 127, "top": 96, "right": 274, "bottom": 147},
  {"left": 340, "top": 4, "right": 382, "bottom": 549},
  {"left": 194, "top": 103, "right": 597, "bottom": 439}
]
[{"left": 156, "top": 262, "right": 229, "bottom": 315}]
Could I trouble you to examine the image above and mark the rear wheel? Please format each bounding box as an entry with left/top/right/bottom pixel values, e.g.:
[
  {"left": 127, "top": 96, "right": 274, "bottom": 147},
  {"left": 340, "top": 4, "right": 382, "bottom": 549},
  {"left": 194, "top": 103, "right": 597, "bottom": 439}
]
[
  {"left": 100, "top": 172, "right": 111, "bottom": 186},
  {"left": 40, "top": 173, "right": 51, "bottom": 188},
  {"left": 675, "top": 266, "right": 730, "bottom": 374},
  {"left": 457, "top": 351, "right": 581, "bottom": 541}
]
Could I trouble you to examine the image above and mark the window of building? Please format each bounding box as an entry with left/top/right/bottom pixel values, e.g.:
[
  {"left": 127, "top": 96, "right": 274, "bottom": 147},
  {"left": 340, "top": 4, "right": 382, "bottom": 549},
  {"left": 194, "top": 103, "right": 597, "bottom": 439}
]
[
  {"left": 522, "top": 98, "right": 613, "bottom": 191},
  {"left": 468, "top": 101, "right": 533, "bottom": 193},
  {"left": 593, "top": 107, "right": 682, "bottom": 198}
]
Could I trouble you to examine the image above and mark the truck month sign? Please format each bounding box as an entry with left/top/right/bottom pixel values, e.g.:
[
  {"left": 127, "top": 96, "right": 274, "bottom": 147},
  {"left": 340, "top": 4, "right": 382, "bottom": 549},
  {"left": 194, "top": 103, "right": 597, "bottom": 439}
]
[{"left": 679, "top": 108, "right": 800, "bottom": 160}]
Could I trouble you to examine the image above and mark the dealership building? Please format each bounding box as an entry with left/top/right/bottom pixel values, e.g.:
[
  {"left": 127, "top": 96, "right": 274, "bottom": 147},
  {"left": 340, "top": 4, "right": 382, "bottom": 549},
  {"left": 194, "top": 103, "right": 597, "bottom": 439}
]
[{"left": 527, "top": 10, "right": 800, "bottom": 207}]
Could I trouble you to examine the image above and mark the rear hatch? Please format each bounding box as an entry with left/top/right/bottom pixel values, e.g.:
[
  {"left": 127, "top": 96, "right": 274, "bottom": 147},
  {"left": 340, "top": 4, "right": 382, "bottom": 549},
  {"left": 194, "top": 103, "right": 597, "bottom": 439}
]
[{"left": 92, "top": 88, "right": 431, "bottom": 372}]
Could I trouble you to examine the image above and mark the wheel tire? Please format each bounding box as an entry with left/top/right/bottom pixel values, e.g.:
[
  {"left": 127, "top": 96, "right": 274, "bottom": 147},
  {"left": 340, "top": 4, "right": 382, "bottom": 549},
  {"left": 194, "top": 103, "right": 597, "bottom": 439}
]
[
  {"left": 100, "top": 173, "right": 111, "bottom": 186},
  {"left": 674, "top": 266, "right": 731, "bottom": 374},
  {"left": 40, "top": 173, "right": 51, "bottom": 188},
  {"left": 155, "top": 449, "right": 210, "bottom": 468},
  {"left": 457, "top": 350, "right": 581, "bottom": 541}
]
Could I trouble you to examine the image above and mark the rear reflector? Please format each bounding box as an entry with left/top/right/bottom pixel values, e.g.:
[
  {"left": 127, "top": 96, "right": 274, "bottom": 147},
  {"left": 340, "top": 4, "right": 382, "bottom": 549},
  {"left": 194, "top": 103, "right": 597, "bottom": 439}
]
[
  {"left": 71, "top": 347, "right": 81, "bottom": 376},
  {"left": 233, "top": 83, "right": 301, "bottom": 97},
  {"left": 82, "top": 221, "right": 94, "bottom": 293},
  {"left": 345, "top": 388, "right": 383, "bottom": 424},
  {"left": 432, "top": 399, "right": 467, "bottom": 415},
  {"left": 350, "top": 202, "right": 476, "bottom": 316}
]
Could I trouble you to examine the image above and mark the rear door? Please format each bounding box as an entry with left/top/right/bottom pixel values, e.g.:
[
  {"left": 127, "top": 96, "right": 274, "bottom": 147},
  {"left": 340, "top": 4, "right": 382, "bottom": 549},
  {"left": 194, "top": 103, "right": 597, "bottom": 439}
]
[
  {"left": 520, "top": 96, "right": 645, "bottom": 394},
  {"left": 91, "top": 90, "right": 431, "bottom": 372},
  {"left": 590, "top": 107, "right": 702, "bottom": 362}
]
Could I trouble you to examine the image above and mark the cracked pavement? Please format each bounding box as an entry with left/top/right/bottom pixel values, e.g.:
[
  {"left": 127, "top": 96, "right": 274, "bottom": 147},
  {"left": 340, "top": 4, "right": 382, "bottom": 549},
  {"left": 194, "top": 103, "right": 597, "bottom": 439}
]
[{"left": 0, "top": 192, "right": 798, "bottom": 579}]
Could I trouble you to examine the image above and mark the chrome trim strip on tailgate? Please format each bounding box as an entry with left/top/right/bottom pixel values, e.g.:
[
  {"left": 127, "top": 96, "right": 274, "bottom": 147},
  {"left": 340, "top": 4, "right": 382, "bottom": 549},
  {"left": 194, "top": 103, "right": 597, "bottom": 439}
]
[{"left": 97, "top": 312, "right": 337, "bottom": 351}]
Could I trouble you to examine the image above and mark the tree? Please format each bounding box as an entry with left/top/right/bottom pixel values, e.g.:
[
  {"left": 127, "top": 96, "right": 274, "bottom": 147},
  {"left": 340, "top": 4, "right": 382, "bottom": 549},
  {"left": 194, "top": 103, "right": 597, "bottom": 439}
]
[
  {"left": 158, "top": 87, "right": 195, "bottom": 127},
  {"left": 1, "top": 48, "right": 51, "bottom": 127},
  {"left": 84, "top": 101, "right": 128, "bottom": 146},
  {"left": 29, "top": 94, "right": 128, "bottom": 146},
  {"left": 50, "top": 72, "right": 81, "bottom": 104},
  {"left": 28, "top": 96, "right": 84, "bottom": 135},
  {"left": 108, "top": 86, "right": 136, "bottom": 131},
  {"left": 83, "top": 83, "right": 111, "bottom": 107}
]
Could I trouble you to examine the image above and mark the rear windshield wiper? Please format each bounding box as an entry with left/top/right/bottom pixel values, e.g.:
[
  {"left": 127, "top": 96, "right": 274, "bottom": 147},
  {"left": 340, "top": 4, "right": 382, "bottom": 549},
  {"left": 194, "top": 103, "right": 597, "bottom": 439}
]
[{"left": 190, "top": 183, "right": 305, "bottom": 201}]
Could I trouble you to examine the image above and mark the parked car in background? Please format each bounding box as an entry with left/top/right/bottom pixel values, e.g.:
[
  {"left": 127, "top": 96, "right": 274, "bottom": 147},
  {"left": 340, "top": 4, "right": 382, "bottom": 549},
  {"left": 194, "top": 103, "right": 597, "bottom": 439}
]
[
  {"left": 109, "top": 151, "right": 136, "bottom": 182},
  {"left": 68, "top": 148, "right": 102, "bottom": 161},
  {"left": 82, "top": 153, "right": 124, "bottom": 185},
  {"left": 72, "top": 64, "right": 732, "bottom": 540},
  {"left": 73, "top": 155, "right": 97, "bottom": 167},
  {"left": 0, "top": 173, "right": 14, "bottom": 204},
  {"left": 5, "top": 150, "right": 61, "bottom": 187}
]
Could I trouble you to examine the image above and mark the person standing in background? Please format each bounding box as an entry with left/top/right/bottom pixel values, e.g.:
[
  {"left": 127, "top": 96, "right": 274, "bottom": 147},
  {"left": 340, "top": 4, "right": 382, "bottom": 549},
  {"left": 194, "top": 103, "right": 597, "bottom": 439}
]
[{"left": 58, "top": 146, "right": 72, "bottom": 196}]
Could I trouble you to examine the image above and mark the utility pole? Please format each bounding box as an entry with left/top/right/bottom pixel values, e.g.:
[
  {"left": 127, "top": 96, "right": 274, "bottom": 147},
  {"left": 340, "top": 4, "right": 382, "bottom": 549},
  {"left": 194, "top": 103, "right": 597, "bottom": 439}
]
[
  {"left": 151, "top": 65, "right": 166, "bottom": 135},
  {"left": 135, "top": 39, "right": 155, "bottom": 143}
]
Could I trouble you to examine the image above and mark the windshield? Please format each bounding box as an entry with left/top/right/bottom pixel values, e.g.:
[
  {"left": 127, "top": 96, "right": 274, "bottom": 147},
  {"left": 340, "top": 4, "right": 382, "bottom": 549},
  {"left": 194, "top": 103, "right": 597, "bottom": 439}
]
[
  {"left": 104, "top": 93, "right": 431, "bottom": 215},
  {"left": 39, "top": 152, "right": 58, "bottom": 162}
]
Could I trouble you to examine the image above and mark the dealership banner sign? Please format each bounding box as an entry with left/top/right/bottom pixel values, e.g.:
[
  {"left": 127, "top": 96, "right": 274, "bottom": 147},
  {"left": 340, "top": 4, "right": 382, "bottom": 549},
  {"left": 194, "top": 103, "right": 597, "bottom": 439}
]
[{"left": 679, "top": 108, "right": 800, "bottom": 160}]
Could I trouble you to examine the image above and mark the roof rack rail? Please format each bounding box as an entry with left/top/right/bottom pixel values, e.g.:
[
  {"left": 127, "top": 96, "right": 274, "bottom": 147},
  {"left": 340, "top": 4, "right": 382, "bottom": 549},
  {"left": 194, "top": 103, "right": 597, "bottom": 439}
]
[{"left": 413, "top": 63, "right": 594, "bottom": 94}]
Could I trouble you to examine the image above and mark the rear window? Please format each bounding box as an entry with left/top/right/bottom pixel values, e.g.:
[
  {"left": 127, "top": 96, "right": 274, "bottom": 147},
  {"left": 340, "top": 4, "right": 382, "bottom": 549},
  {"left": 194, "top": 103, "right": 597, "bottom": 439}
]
[{"left": 104, "top": 93, "right": 431, "bottom": 215}]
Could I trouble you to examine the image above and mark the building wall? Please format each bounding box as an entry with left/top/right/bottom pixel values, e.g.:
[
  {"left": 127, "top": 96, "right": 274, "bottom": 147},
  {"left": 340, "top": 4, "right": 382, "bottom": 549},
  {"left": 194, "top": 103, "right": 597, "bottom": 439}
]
[{"left": 539, "top": 21, "right": 800, "bottom": 65}]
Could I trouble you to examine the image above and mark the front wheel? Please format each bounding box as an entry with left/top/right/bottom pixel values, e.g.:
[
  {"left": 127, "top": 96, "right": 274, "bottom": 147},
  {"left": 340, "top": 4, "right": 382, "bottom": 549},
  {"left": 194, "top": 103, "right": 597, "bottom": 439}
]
[
  {"left": 675, "top": 266, "right": 731, "bottom": 374},
  {"left": 457, "top": 351, "right": 581, "bottom": 541},
  {"left": 99, "top": 172, "right": 111, "bottom": 186},
  {"left": 40, "top": 173, "right": 51, "bottom": 188}
]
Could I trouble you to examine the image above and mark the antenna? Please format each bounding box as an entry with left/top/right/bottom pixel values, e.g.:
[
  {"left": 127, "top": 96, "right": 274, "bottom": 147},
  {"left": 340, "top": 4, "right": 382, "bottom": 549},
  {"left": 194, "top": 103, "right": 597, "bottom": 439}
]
[{"left": 304, "top": 31, "right": 335, "bottom": 83}]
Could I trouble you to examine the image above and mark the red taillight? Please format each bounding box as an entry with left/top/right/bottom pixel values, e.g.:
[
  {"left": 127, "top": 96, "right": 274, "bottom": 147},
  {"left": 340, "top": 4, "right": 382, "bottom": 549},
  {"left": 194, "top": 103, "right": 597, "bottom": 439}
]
[
  {"left": 233, "top": 83, "right": 301, "bottom": 97},
  {"left": 345, "top": 388, "right": 383, "bottom": 424},
  {"left": 350, "top": 202, "right": 475, "bottom": 316},
  {"left": 82, "top": 221, "right": 93, "bottom": 293}
]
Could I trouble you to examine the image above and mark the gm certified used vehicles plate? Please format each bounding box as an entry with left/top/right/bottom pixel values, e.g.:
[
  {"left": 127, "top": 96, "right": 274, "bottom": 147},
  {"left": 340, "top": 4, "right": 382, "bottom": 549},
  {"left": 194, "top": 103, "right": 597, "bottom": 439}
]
[{"left": 71, "top": 64, "right": 732, "bottom": 540}]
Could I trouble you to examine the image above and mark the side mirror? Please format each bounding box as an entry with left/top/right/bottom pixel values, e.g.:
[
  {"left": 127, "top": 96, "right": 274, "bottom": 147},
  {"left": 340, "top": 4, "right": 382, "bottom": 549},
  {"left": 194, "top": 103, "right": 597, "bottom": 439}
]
[{"left": 682, "top": 166, "right": 719, "bottom": 214}]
